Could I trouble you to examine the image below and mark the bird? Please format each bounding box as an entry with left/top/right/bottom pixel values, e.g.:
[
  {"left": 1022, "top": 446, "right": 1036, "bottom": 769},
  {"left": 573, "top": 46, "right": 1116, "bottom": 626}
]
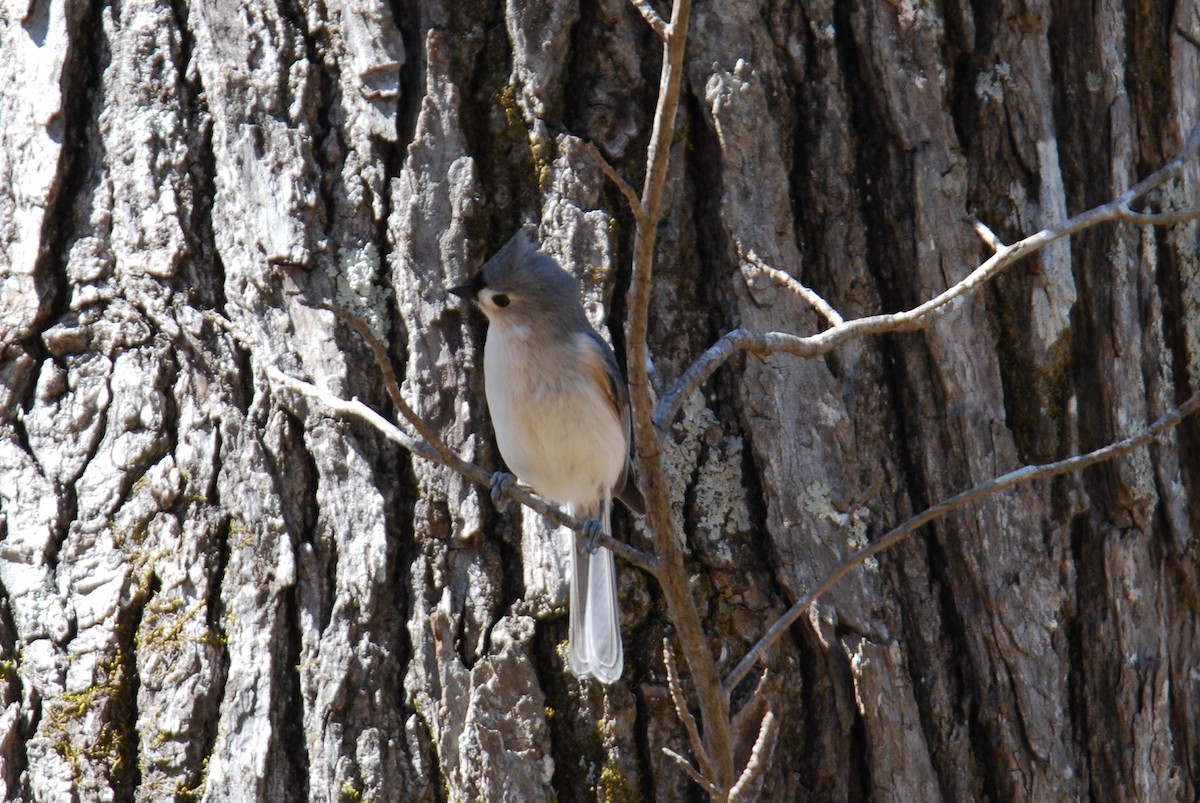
[{"left": 450, "top": 230, "right": 645, "bottom": 683}]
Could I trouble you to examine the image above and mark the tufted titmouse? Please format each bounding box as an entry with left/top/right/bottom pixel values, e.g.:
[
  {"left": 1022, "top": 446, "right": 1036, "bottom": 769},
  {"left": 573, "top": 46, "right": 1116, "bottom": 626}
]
[{"left": 450, "top": 231, "right": 645, "bottom": 683}]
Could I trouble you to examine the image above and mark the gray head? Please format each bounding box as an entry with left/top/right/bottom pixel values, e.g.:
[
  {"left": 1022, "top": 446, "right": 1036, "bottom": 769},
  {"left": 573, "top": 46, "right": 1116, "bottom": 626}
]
[{"left": 449, "top": 231, "right": 588, "bottom": 330}]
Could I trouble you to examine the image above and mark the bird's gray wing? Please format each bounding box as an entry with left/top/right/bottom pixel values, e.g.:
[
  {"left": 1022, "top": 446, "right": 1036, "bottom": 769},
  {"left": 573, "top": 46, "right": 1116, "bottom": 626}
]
[{"left": 582, "top": 330, "right": 645, "bottom": 515}]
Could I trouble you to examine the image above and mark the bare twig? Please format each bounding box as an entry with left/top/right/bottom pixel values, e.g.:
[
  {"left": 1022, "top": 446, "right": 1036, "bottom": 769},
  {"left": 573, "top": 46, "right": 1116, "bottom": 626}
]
[
  {"left": 1177, "top": 24, "right": 1200, "bottom": 51},
  {"left": 740, "top": 249, "right": 844, "bottom": 327},
  {"left": 317, "top": 303, "right": 458, "bottom": 468},
  {"left": 305, "top": 304, "right": 661, "bottom": 570},
  {"left": 586, "top": 142, "right": 647, "bottom": 225},
  {"left": 727, "top": 711, "right": 778, "bottom": 803},
  {"left": 652, "top": 328, "right": 763, "bottom": 431},
  {"left": 1115, "top": 204, "right": 1200, "bottom": 225},
  {"left": 663, "top": 748, "right": 726, "bottom": 800},
  {"left": 723, "top": 388, "right": 1200, "bottom": 692},
  {"left": 969, "top": 216, "right": 1006, "bottom": 252},
  {"left": 266, "top": 367, "right": 660, "bottom": 576},
  {"left": 664, "top": 639, "right": 717, "bottom": 785},
  {"left": 621, "top": 0, "right": 738, "bottom": 787},
  {"left": 631, "top": 0, "right": 669, "bottom": 38},
  {"left": 1114, "top": 113, "right": 1200, "bottom": 206},
  {"left": 654, "top": 116, "right": 1200, "bottom": 433}
]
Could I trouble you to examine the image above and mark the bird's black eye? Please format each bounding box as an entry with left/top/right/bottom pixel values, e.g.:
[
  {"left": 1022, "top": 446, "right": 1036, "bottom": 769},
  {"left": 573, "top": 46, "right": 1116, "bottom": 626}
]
[{"left": 492, "top": 293, "right": 510, "bottom": 308}]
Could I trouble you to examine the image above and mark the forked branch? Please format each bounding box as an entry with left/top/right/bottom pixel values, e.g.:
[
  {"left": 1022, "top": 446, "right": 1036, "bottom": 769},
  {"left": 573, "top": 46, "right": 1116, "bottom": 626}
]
[
  {"left": 630, "top": 0, "right": 669, "bottom": 38},
  {"left": 663, "top": 639, "right": 716, "bottom": 784},
  {"left": 724, "top": 388, "right": 1200, "bottom": 692},
  {"left": 264, "top": 313, "right": 660, "bottom": 576},
  {"left": 654, "top": 115, "right": 1200, "bottom": 432},
  {"left": 740, "top": 249, "right": 844, "bottom": 327},
  {"left": 618, "top": 0, "right": 740, "bottom": 789},
  {"left": 727, "top": 711, "right": 778, "bottom": 803}
]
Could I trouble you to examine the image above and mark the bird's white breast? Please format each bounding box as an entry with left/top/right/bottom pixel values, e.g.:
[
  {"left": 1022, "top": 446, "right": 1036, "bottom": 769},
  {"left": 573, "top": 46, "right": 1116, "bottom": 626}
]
[{"left": 484, "top": 325, "right": 626, "bottom": 509}]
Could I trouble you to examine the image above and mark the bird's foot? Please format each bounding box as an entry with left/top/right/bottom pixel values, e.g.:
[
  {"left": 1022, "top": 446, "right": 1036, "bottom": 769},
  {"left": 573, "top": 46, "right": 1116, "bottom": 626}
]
[
  {"left": 490, "top": 472, "right": 516, "bottom": 507},
  {"left": 582, "top": 519, "right": 605, "bottom": 553}
]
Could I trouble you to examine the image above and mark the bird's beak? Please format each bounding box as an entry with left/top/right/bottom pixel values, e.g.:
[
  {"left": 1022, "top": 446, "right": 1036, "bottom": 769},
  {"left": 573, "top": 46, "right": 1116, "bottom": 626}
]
[{"left": 448, "top": 275, "right": 483, "bottom": 302}]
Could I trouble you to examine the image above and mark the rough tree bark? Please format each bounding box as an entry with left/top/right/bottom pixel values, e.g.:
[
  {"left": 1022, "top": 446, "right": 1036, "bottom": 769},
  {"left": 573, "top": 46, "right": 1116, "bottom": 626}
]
[{"left": 1, "top": 0, "right": 1198, "bottom": 800}]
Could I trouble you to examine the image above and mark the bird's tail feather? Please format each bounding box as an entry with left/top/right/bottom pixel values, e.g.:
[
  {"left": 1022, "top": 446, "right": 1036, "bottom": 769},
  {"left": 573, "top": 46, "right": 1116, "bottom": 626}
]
[{"left": 567, "top": 493, "right": 623, "bottom": 683}]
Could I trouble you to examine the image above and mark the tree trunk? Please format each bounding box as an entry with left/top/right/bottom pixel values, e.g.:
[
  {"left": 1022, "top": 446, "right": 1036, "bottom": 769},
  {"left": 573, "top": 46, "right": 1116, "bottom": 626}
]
[{"left": 1, "top": 0, "right": 1197, "bottom": 800}]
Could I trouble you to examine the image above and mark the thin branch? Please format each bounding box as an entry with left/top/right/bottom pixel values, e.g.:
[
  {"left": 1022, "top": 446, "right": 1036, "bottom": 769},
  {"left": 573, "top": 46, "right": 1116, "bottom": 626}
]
[
  {"left": 664, "top": 639, "right": 717, "bottom": 784},
  {"left": 308, "top": 303, "right": 661, "bottom": 571},
  {"left": 969, "top": 216, "right": 1006, "bottom": 252},
  {"left": 1115, "top": 203, "right": 1200, "bottom": 226},
  {"left": 662, "top": 748, "right": 726, "bottom": 800},
  {"left": 630, "top": 0, "right": 669, "bottom": 38},
  {"left": 1177, "top": 24, "right": 1200, "bottom": 51},
  {"left": 724, "top": 388, "right": 1200, "bottom": 693},
  {"left": 652, "top": 328, "right": 765, "bottom": 431},
  {"left": 585, "top": 141, "right": 646, "bottom": 225},
  {"left": 318, "top": 303, "right": 458, "bottom": 468},
  {"left": 740, "top": 249, "right": 844, "bottom": 327},
  {"left": 622, "top": 0, "right": 736, "bottom": 787},
  {"left": 1114, "top": 112, "right": 1200, "bottom": 207},
  {"left": 266, "top": 367, "right": 661, "bottom": 576},
  {"left": 654, "top": 115, "right": 1200, "bottom": 432},
  {"left": 727, "top": 711, "right": 778, "bottom": 803}
]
